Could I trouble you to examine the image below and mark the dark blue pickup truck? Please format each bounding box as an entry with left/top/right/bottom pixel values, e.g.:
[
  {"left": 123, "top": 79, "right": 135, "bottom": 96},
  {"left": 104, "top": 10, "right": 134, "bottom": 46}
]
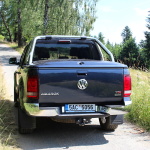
[{"left": 9, "top": 35, "right": 131, "bottom": 134}]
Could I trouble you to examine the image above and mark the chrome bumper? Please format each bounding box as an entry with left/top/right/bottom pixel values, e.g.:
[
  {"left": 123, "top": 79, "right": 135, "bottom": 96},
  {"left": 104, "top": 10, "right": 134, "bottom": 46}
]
[{"left": 24, "top": 103, "right": 127, "bottom": 117}]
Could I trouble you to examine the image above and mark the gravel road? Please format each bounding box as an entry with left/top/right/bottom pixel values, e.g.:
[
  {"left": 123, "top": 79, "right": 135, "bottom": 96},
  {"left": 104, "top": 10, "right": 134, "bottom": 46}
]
[{"left": 0, "top": 43, "right": 150, "bottom": 150}]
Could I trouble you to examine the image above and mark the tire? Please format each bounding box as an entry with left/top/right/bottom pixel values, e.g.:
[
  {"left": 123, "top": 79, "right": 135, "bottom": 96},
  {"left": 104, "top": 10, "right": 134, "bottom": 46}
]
[
  {"left": 19, "top": 127, "right": 34, "bottom": 134},
  {"left": 99, "top": 117, "right": 118, "bottom": 131},
  {"left": 18, "top": 105, "right": 36, "bottom": 134}
]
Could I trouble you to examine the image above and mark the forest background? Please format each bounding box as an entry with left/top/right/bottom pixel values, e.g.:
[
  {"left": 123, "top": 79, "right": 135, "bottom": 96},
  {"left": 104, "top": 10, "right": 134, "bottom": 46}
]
[{"left": 0, "top": 0, "right": 150, "bottom": 69}]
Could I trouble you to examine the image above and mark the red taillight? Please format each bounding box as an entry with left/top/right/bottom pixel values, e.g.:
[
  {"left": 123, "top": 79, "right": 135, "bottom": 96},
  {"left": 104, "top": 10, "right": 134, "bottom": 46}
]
[
  {"left": 124, "top": 75, "right": 131, "bottom": 97},
  {"left": 27, "top": 76, "right": 39, "bottom": 99}
]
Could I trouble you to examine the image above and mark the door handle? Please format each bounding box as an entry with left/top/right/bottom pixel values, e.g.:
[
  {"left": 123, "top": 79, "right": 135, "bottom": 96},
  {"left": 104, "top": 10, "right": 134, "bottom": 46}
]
[
  {"left": 77, "top": 71, "right": 88, "bottom": 76},
  {"left": 77, "top": 73, "right": 87, "bottom": 76}
]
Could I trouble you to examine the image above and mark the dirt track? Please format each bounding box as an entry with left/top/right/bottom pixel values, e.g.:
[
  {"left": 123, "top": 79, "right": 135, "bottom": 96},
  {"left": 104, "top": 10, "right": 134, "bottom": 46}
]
[{"left": 0, "top": 43, "right": 150, "bottom": 150}]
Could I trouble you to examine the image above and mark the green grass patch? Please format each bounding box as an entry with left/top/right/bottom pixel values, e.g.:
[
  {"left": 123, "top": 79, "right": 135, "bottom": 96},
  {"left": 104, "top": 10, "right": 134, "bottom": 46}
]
[
  {"left": 0, "top": 100, "right": 18, "bottom": 149},
  {"left": 124, "top": 69, "right": 150, "bottom": 131},
  {"left": 0, "top": 68, "right": 19, "bottom": 149}
]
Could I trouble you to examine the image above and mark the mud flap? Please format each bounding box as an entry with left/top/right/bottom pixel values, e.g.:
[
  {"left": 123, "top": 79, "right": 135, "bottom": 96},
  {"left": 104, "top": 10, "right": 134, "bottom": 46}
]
[
  {"left": 110, "top": 115, "right": 124, "bottom": 124},
  {"left": 18, "top": 106, "right": 36, "bottom": 129}
]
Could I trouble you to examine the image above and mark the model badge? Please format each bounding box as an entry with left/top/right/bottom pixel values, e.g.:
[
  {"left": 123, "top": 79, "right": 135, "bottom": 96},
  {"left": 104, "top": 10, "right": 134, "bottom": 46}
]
[
  {"left": 115, "top": 91, "right": 121, "bottom": 96},
  {"left": 41, "top": 92, "right": 59, "bottom": 96},
  {"left": 77, "top": 79, "right": 88, "bottom": 90}
]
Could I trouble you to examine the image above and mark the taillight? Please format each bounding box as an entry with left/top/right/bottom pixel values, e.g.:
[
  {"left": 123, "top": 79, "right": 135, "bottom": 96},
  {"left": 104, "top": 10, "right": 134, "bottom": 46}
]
[
  {"left": 27, "top": 76, "right": 39, "bottom": 99},
  {"left": 124, "top": 75, "right": 131, "bottom": 97}
]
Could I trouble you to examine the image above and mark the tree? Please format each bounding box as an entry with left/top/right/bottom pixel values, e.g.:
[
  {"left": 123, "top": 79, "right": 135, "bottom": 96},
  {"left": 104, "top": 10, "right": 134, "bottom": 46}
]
[
  {"left": 120, "top": 37, "right": 139, "bottom": 67},
  {"left": 43, "top": 0, "right": 48, "bottom": 34},
  {"left": 121, "top": 26, "right": 132, "bottom": 43},
  {"left": 98, "top": 32, "right": 105, "bottom": 44},
  {"left": 41, "top": 0, "right": 98, "bottom": 36},
  {"left": 0, "top": 0, "right": 98, "bottom": 44},
  {"left": 143, "top": 11, "right": 150, "bottom": 69},
  {"left": 17, "top": 0, "right": 23, "bottom": 47},
  {"left": 105, "top": 40, "right": 122, "bottom": 62},
  {"left": 120, "top": 26, "right": 139, "bottom": 67},
  {"left": 0, "top": 1, "right": 13, "bottom": 42}
]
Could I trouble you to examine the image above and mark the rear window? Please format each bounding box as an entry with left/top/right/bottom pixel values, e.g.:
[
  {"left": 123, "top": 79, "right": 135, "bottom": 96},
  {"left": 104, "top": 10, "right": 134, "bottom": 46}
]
[{"left": 33, "top": 42, "right": 100, "bottom": 61}]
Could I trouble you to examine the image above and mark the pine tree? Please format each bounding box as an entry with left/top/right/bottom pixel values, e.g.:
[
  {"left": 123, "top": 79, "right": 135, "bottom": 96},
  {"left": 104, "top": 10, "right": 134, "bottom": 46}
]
[
  {"left": 121, "top": 26, "right": 132, "bottom": 43},
  {"left": 120, "top": 26, "right": 139, "bottom": 67}
]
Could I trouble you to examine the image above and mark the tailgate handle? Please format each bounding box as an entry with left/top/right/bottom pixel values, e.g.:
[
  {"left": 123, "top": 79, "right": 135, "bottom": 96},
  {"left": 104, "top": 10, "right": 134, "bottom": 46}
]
[{"left": 77, "top": 72, "right": 88, "bottom": 76}]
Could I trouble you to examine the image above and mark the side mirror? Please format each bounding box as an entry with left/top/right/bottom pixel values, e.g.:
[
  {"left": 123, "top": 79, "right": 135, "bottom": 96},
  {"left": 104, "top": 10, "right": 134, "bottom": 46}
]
[{"left": 9, "top": 57, "right": 17, "bottom": 64}]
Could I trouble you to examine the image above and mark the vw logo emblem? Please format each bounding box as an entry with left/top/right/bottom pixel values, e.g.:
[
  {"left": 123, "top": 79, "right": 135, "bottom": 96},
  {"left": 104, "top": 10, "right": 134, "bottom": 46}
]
[{"left": 77, "top": 79, "right": 88, "bottom": 90}]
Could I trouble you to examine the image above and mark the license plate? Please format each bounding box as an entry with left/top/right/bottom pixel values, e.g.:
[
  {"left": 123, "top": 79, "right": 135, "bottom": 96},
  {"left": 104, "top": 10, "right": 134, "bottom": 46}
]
[{"left": 65, "top": 104, "right": 96, "bottom": 112}]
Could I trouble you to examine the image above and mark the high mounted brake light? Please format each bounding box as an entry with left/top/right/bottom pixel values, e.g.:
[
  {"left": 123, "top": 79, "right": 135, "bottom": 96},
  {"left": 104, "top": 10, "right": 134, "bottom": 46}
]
[
  {"left": 27, "top": 76, "right": 39, "bottom": 99},
  {"left": 124, "top": 75, "right": 131, "bottom": 97},
  {"left": 58, "top": 40, "right": 71, "bottom": 44}
]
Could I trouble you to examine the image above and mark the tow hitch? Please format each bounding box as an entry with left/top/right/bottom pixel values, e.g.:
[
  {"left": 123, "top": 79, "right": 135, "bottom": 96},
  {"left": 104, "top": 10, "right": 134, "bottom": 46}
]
[{"left": 76, "top": 118, "right": 91, "bottom": 126}]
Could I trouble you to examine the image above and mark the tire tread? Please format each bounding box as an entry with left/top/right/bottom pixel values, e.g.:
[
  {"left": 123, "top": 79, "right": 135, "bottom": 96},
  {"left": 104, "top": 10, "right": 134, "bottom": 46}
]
[{"left": 99, "top": 117, "right": 118, "bottom": 131}]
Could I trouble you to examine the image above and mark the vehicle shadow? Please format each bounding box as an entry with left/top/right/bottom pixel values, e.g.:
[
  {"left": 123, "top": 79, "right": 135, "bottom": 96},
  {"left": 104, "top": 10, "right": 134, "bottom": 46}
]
[{"left": 13, "top": 108, "right": 110, "bottom": 150}]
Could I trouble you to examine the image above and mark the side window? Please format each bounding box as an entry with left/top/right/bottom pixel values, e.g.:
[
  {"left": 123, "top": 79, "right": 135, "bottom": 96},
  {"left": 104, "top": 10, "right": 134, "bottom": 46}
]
[
  {"left": 24, "top": 42, "right": 33, "bottom": 64},
  {"left": 19, "top": 49, "right": 26, "bottom": 66},
  {"left": 20, "top": 44, "right": 29, "bottom": 66}
]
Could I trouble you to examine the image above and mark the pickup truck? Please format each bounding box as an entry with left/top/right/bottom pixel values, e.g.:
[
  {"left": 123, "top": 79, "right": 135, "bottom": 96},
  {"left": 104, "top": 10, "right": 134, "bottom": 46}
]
[{"left": 9, "top": 35, "right": 132, "bottom": 134}]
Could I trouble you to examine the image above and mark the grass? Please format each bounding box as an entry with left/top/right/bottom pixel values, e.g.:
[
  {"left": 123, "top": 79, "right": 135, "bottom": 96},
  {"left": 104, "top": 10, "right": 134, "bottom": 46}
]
[
  {"left": 0, "top": 67, "right": 19, "bottom": 150},
  {"left": 124, "top": 69, "right": 150, "bottom": 131},
  {"left": 7, "top": 43, "right": 23, "bottom": 54},
  {"left": 0, "top": 101, "right": 18, "bottom": 150}
]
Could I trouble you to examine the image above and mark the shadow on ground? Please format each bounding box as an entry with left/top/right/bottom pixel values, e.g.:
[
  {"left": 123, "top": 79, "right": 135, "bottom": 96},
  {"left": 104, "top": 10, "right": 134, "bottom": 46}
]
[
  {"left": 0, "top": 94, "right": 110, "bottom": 149},
  {"left": 0, "top": 99, "right": 110, "bottom": 150},
  {"left": 13, "top": 105, "right": 110, "bottom": 150}
]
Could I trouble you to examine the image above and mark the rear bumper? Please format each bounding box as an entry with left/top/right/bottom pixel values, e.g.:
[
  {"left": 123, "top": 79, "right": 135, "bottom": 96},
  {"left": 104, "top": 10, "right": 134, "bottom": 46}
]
[
  {"left": 123, "top": 97, "right": 132, "bottom": 105},
  {"left": 23, "top": 103, "right": 127, "bottom": 117}
]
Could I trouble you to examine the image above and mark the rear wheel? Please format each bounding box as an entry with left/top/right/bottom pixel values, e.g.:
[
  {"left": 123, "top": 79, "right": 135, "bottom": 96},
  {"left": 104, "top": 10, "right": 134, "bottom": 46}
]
[
  {"left": 18, "top": 105, "right": 36, "bottom": 134},
  {"left": 99, "top": 117, "right": 118, "bottom": 131}
]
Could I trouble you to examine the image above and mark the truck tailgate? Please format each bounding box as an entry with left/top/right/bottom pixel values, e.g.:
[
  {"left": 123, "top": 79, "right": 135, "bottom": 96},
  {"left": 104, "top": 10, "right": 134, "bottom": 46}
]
[{"left": 37, "top": 61, "right": 125, "bottom": 106}]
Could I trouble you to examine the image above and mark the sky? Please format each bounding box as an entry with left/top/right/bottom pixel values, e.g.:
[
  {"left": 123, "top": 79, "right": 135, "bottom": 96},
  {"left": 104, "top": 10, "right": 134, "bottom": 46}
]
[{"left": 90, "top": 0, "right": 150, "bottom": 44}]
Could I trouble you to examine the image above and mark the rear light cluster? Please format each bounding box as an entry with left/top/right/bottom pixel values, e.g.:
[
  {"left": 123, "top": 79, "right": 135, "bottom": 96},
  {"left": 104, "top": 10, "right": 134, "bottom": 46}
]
[
  {"left": 124, "top": 75, "right": 131, "bottom": 97},
  {"left": 27, "top": 76, "right": 39, "bottom": 99}
]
